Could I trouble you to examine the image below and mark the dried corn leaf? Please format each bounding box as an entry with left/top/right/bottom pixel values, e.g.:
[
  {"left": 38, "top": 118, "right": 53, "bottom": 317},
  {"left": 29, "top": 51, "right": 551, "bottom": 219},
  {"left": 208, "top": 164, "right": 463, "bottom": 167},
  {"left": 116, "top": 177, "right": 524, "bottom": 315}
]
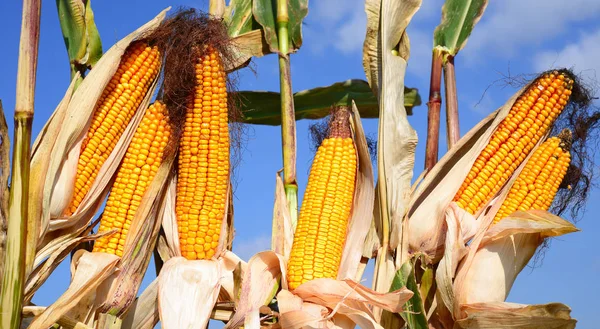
[
  {"left": 271, "top": 173, "right": 294, "bottom": 259},
  {"left": 23, "top": 305, "right": 92, "bottom": 329},
  {"left": 160, "top": 173, "right": 179, "bottom": 257},
  {"left": 24, "top": 230, "right": 111, "bottom": 302},
  {"left": 157, "top": 257, "right": 222, "bottom": 329},
  {"left": 338, "top": 101, "right": 374, "bottom": 281},
  {"left": 40, "top": 8, "right": 169, "bottom": 236},
  {"left": 121, "top": 279, "right": 159, "bottom": 329},
  {"left": 28, "top": 251, "right": 120, "bottom": 329},
  {"left": 456, "top": 302, "right": 576, "bottom": 329},
  {"left": 0, "top": 101, "right": 9, "bottom": 288},
  {"left": 225, "top": 251, "right": 286, "bottom": 329}
]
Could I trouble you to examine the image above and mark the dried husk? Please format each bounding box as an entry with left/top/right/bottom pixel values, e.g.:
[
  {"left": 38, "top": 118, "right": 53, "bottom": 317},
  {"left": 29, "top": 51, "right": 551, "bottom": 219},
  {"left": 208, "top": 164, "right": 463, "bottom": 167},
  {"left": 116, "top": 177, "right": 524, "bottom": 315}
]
[
  {"left": 337, "top": 101, "right": 374, "bottom": 281},
  {"left": 27, "top": 250, "right": 120, "bottom": 329},
  {"left": 407, "top": 77, "right": 549, "bottom": 259},
  {"left": 271, "top": 173, "right": 294, "bottom": 259},
  {"left": 157, "top": 257, "right": 222, "bottom": 329},
  {"left": 458, "top": 210, "right": 578, "bottom": 306},
  {"left": 456, "top": 302, "right": 576, "bottom": 329},
  {"left": 38, "top": 8, "right": 169, "bottom": 244},
  {"left": 121, "top": 279, "right": 160, "bottom": 329}
]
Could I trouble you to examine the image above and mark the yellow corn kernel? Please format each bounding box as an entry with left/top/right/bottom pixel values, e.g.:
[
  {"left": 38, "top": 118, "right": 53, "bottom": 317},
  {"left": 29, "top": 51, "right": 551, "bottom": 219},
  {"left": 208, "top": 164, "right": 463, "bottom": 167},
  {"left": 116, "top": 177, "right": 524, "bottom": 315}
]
[
  {"left": 67, "top": 42, "right": 161, "bottom": 216},
  {"left": 493, "top": 130, "right": 571, "bottom": 224},
  {"left": 454, "top": 72, "right": 573, "bottom": 214},
  {"left": 93, "top": 101, "right": 171, "bottom": 256},
  {"left": 176, "top": 46, "right": 229, "bottom": 260},
  {"left": 286, "top": 109, "right": 357, "bottom": 290}
]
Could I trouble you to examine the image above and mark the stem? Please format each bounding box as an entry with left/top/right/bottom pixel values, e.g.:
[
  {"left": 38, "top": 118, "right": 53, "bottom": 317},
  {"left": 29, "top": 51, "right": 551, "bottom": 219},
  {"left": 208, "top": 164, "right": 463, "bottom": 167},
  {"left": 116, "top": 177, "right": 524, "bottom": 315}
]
[
  {"left": 425, "top": 48, "right": 443, "bottom": 172},
  {"left": 276, "top": 0, "right": 298, "bottom": 227},
  {"left": 0, "top": 0, "right": 40, "bottom": 328},
  {"left": 444, "top": 55, "right": 460, "bottom": 150}
]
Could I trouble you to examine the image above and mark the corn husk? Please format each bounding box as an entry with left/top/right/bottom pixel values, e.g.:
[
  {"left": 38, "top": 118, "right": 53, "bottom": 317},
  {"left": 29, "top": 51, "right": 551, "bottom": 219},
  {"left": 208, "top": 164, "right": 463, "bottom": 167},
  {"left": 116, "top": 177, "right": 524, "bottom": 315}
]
[
  {"left": 457, "top": 210, "right": 578, "bottom": 306},
  {"left": 337, "top": 101, "right": 375, "bottom": 280},
  {"left": 35, "top": 8, "right": 169, "bottom": 253},
  {"left": 121, "top": 279, "right": 160, "bottom": 329},
  {"left": 406, "top": 76, "right": 555, "bottom": 259},
  {"left": 27, "top": 250, "right": 120, "bottom": 329}
]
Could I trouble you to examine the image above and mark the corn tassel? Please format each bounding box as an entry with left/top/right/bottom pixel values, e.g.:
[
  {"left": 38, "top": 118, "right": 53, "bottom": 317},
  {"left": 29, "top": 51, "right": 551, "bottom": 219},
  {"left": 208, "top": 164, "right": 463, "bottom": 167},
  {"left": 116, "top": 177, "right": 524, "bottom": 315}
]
[
  {"left": 176, "top": 46, "right": 229, "bottom": 260},
  {"left": 286, "top": 109, "right": 357, "bottom": 290},
  {"left": 493, "top": 130, "right": 571, "bottom": 224},
  {"left": 66, "top": 42, "right": 161, "bottom": 216},
  {"left": 93, "top": 101, "right": 171, "bottom": 256},
  {"left": 454, "top": 72, "right": 573, "bottom": 215}
]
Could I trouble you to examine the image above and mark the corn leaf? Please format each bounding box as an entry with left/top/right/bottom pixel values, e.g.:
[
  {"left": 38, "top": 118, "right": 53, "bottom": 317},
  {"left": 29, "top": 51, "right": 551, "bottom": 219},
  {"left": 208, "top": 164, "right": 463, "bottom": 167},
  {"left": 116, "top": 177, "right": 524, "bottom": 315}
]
[
  {"left": 235, "top": 80, "right": 421, "bottom": 125},
  {"left": 56, "top": 0, "right": 102, "bottom": 77},
  {"left": 252, "top": 0, "right": 308, "bottom": 53},
  {"left": 433, "top": 0, "right": 488, "bottom": 56},
  {"left": 384, "top": 261, "right": 427, "bottom": 329}
]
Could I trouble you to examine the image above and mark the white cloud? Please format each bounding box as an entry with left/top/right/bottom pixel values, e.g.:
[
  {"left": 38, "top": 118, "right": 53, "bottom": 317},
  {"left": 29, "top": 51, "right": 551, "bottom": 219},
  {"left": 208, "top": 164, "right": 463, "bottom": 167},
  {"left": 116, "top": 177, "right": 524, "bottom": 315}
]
[
  {"left": 232, "top": 235, "right": 271, "bottom": 261},
  {"left": 334, "top": 9, "right": 367, "bottom": 54},
  {"left": 464, "top": 0, "right": 600, "bottom": 59},
  {"left": 535, "top": 28, "right": 600, "bottom": 82},
  {"left": 405, "top": 27, "right": 433, "bottom": 81}
]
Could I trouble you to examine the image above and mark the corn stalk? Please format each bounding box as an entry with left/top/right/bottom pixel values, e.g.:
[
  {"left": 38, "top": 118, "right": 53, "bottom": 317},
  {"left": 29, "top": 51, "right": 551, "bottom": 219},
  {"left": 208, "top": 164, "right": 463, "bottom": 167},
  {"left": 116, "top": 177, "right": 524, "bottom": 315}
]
[
  {"left": 0, "top": 0, "right": 41, "bottom": 328},
  {"left": 276, "top": 0, "right": 298, "bottom": 227}
]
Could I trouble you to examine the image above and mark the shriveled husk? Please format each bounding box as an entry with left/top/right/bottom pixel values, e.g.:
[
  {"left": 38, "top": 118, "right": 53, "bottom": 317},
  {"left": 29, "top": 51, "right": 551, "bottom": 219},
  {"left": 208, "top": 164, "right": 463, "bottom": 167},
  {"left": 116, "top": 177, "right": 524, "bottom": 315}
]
[
  {"left": 406, "top": 77, "right": 554, "bottom": 259},
  {"left": 33, "top": 8, "right": 170, "bottom": 256}
]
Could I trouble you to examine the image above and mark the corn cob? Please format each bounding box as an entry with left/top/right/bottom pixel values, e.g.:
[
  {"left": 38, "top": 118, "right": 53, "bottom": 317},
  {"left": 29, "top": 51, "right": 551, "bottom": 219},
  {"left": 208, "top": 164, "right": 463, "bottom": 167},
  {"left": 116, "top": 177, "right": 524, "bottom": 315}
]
[
  {"left": 176, "top": 46, "right": 229, "bottom": 260},
  {"left": 493, "top": 130, "right": 571, "bottom": 224},
  {"left": 454, "top": 72, "right": 573, "bottom": 215},
  {"left": 93, "top": 101, "right": 171, "bottom": 256},
  {"left": 286, "top": 109, "right": 357, "bottom": 290},
  {"left": 66, "top": 42, "right": 161, "bottom": 216}
]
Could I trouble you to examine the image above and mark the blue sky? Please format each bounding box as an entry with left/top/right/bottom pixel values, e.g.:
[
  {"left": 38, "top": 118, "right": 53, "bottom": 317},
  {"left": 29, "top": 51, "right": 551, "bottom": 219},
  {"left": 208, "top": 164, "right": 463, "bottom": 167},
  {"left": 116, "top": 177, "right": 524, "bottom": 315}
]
[{"left": 1, "top": 0, "right": 599, "bottom": 328}]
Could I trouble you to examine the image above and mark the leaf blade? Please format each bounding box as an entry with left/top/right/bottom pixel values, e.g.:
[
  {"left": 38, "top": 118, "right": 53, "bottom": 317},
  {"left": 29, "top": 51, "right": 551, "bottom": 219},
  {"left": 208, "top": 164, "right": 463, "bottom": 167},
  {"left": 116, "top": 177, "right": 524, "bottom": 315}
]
[{"left": 433, "top": 0, "right": 488, "bottom": 55}]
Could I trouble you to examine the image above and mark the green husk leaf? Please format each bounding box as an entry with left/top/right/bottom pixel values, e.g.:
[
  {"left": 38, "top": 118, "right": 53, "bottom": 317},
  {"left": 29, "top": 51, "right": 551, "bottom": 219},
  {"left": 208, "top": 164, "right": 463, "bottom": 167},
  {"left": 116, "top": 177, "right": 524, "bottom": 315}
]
[
  {"left": 235, "top": 80, "right": 421, "bottom": 125},
  {"left": 224, "top": 0, "right": 255, "bottom": 37},
  {"left": 56, "top": 0, "right": 103, "bottom": 78},
  {"left": 252, "top": 0, "right": 308, "bottom": 53},
  {"left": 386, "top": 261, "right": 428, "bottom": 329},
  {"left": 433, "top": 0, "right": 488, "bottom": 56}
]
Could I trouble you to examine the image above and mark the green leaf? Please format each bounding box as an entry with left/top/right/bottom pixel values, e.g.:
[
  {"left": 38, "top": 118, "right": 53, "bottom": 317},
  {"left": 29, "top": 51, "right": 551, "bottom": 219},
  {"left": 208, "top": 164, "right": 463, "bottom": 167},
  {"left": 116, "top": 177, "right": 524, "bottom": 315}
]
[
  {"left": 84, "top": 0, "right": 102, "bottom": 67},
  {"left": 56, "top": 0, "right": 103, "bottom": 78},
  {"left": 433, "top": 0, "right": 488, "bottom": 56},
  {"left": 252, "top": 0, "right": 308, "bottom": 53},
  {"left": 390, "top": 261, "right": 428, "bottom": 329},
  {"left": 233, "top": 79, "right": 421, "bottom": 125},
  {"left": 225, "top": 0, "right": 255, "bottom": 37}
]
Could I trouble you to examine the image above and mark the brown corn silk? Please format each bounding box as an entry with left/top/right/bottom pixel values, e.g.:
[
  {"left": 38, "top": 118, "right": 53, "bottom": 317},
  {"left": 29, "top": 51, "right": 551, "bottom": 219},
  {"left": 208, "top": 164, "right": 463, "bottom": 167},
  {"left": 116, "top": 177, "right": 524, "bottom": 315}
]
[
  {"left": 454, "top": 72, "right": 573, "bottom": 216},
  {"left": 93, "top": 101, "right": 171, "bottom": 256},
  {"left": 66, "top": 42, "right": 161, "bottom": 216},
  {"left": 176, "top": 46, "right": 230, "bottom": 260},
  {"left": 287, "top": 108, "right": 357, "bottom": 290},
  {"left": 493, "top": 130, "right": 571, "bottom": 224}
]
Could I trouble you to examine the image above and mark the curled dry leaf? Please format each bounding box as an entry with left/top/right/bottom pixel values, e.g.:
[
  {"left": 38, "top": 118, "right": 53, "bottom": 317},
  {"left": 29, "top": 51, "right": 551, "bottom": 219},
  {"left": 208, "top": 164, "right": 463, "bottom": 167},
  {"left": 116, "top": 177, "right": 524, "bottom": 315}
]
[
  {"left": 225, "top": 251, "right": 286, "bottom": 329},
  {"left": 457, "top": 210, "right": 578, "bottom": 307},
  {"left": 456, "top": 302, "right": 576, "bottom": 329},
  {"left": 28, "top": 250, "right": 120, "bottom": 329},
  {"left": 277, "top": 278, "right": 413, "bottom": 329},
  {"left": 157, "top": 257, "right": 222, "bottom": 329}
]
